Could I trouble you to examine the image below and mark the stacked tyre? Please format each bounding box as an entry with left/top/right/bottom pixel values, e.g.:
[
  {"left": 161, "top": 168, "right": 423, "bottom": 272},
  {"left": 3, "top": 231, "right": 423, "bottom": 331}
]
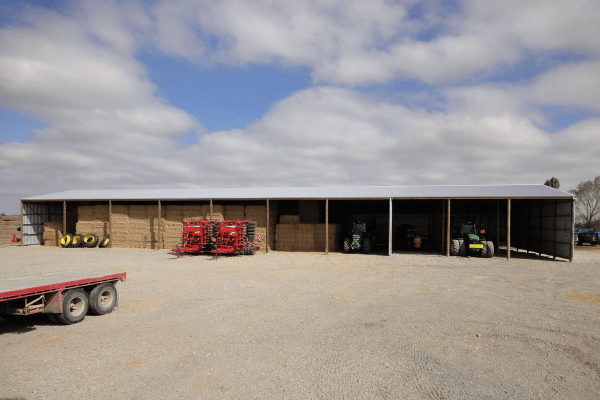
[{"left": 59, "top": 233, "right": 109, "bottom": 248}]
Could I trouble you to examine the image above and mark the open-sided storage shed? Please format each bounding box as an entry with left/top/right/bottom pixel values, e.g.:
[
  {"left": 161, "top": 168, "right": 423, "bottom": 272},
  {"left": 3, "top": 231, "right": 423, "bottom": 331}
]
[{"left": 21, "top": 185, "right": 575, "bottom": 260}]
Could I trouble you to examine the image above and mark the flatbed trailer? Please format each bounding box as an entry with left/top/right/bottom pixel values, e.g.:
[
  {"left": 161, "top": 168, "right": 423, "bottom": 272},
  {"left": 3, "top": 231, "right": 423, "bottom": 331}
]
[{"left": 0, "top": 271, "right": 126, "bottom": 325}]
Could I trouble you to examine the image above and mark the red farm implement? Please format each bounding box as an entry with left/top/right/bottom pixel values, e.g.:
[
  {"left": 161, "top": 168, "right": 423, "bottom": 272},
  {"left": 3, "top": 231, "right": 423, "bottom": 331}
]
[{"left": 173, "top": 219, "right": 259, "bottom": 259}]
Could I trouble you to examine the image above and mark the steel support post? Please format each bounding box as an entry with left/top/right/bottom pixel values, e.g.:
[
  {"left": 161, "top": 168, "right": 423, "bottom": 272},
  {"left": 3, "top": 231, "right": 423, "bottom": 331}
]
[
  {"left": 496, "top": 200, "right": 500, "bottom": 256},
  {"left": 507, "top": 199, "right": 511, "bottom": 260},
  {"left": 266, "top": 199, "right": 269, "bottom": 253},
  {"left": 388, "top": 198, "right": 393, "bottom": 256},
  {"left": 446, "top": 199, "right": 451, "bottom": 257},
  {"left": 108, "top": 200, "right": 112, "bottom": 248},
  {"left": 325, "top": 199, "right": 329, "bottom": 255},
  {"left": 20, "top": 201, "right": 24, "bottom": 247},
  {"left": 209, "top": 200, "right": 213, "bottom": 222},
  {"left": 63, "top": 200, "right": 67, "bottom": 240},
  {"left": 158, "top": 200, "right": 161, "bottom": 250},
  {"left": 570, "top": 198, "right": 575, "bottom": 262},
  {"left": 553, "top": 200, "right": 557, "bottom": 259}
]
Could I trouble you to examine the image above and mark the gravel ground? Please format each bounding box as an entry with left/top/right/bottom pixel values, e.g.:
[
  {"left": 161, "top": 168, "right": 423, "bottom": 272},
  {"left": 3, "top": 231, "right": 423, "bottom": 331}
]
[{"left": 0, "top": 245, "right": 599, "bottom": 400}]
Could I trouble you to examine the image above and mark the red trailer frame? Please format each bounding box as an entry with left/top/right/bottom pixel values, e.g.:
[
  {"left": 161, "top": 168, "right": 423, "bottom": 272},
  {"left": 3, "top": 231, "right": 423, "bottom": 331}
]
[{"left": 0, "top": 271, "right": 126, "bottom": 325}]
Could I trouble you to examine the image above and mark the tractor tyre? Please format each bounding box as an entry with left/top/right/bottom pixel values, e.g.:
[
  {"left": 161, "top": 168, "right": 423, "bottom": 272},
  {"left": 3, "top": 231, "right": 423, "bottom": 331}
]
[
  {"left": 486, "top": 241, "right": 494, "bottom": 258},
  {"left": 458, "top": 240, "right": 466, "bottom": 256},
  {"left": 70, "top": 234, "right": 83, "bottom": 248},
  {"left": 89, "top": 283, "right": 117, "bottom": 315},
  {"left": 451, "top": 240, "right": 460, "bottom": 256},
  {"left": 479, "top": 241, "right": 488, "bottom": 257},
  {"left": 99, "top": 236, "right": 110, "bottom": 248},
  {"left": 83, "top": 233, "right": 99, "bottom": 248},
  {"left": 343, "top": 238, "right": 351, "bottom": 253},
  {"left": 56, "top": 289, "right": 89, "bottom": 325},
  {"left": 60, "top": 234, "right": 73, "bottom": 248},
  {"left": 362, "top": 238, "right": 372, "bottom": 254}
]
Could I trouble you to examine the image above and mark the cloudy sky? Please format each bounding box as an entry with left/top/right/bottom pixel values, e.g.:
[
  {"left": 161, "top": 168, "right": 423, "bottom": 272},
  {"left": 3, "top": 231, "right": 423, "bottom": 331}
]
[{"left": 0, "top": 0, "right": 599, "bottom": 214}]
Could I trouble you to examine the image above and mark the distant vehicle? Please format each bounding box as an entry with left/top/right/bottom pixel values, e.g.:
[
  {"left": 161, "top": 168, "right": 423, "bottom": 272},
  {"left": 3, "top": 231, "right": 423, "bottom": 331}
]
[
  {"left": 342, "top": 220, "right": 374, "bottom": 253},
  {"left": 450, "top": 221, "right": 494, "bottom": 258},
  {"left": 578, "top": 229, "right": 598, "bottom": 246}
]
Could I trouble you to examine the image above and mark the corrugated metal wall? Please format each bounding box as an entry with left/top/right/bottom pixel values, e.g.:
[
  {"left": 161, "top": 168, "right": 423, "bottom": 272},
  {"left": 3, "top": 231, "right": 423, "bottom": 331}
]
[{"left": 22, "top": 202, "right": 62, "bottom": 245}]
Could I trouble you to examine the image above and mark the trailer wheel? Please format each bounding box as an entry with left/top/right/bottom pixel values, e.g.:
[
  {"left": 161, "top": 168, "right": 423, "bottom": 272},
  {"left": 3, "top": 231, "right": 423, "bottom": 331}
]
[
  {"left": 89, "top": 283, "right": 117, "bottom": 315},
  {"left": 83, "top": 233, "right": 99, "bottom": 248},
  {"left": 343, "top": 238, "right": 351, "bottom": 253},
  {"left": 362, "top": 238, "right": 372, "bottom": 254},
  {"left": 57, "top": 289, "right": 89, "bottom": 324},
  {"left": 486, "top": 241, "right": 494, "bottom": 258},
  {"left": 451, "top": 240, "right": 460, "bottom": 256},
  {"left": 244, "top": 246, "right": 255, "bottom": 255},
  {"left": 60, "top": 234, "right": 73, "bottom": 248},
  {"left": 99, "top": 236, "right": 110, "bottom": 248}
]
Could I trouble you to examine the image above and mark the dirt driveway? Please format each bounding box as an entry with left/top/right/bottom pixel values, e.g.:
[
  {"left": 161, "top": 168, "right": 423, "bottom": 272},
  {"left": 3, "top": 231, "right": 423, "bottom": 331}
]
[{"left": 1, "top": 245, "right": 599, "bottom": 399}]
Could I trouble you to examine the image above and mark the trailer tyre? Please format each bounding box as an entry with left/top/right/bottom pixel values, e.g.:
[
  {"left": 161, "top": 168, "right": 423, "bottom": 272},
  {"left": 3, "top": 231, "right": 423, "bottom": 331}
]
[
  {"left": 89, "top": 283, "right": 117, "bottom": 315},
  {"left": 56, "top": 289, "right": 89, "bottom": 324},
  {"left": 343, "top": 238, "right": 351, "bottom": 253},
  {"left": 83, "top": 233, "right": 99, "bottom": 248},
  {"left": 486, "top": 241, "right": 494, "bottom": 258},
  {"left": 60, "top": 234, "right": 73, "bottom": 248},
  {"left": 451, "top": 240, "right": 460, "bottom": 256}
]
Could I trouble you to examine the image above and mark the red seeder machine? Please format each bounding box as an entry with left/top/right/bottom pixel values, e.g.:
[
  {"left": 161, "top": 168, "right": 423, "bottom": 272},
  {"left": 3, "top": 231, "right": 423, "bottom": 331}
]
[{"left": 173, "top": 219, "right": 260, "bottom": 259}]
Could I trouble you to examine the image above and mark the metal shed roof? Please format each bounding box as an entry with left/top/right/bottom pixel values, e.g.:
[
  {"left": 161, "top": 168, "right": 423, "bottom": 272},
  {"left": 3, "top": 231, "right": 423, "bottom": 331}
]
[{"left": 23, "top": 185, "right": 574, "bottom": 201}]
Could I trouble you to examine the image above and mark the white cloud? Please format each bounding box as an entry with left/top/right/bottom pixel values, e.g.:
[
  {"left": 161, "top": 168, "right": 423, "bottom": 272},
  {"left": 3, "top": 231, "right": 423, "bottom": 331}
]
[{"left": 147, "top": 0, "right": 600, "bottom": 85}]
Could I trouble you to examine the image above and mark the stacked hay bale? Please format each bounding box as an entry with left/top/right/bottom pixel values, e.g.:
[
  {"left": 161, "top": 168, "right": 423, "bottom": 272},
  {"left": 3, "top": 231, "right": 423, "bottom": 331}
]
[
  {"left": 275, "top": 215, "right": 300, "bottom": 251},
  {"left": 0, "top": 215, "right": 21, "bottom": 246},
  {"left": 276, "top": 214, "right": 341, "bottom": 252},
  {"left": 43, "top": 221, "right": 63, "bottom": 246},
  {"left": 315, "top": 224, "right": 342, "bottom": 252},
  {"left": 207, "top": 204, "right": 224, "bottom": 221},
  {"left": 246, "top": 205, "right": 268, "bottom": 252},
  {"left": 110, "top": 205, "right": 130, "bottom": 248},
  {"left": 223, "top": 205, "right": 245, "bottom": 221},
  {"left": 182, "top": 205, "right": 206, "bottom": 222},
  {"left": 161, "top": 205, "right": 184, "bottom": 250},
  {"left": 75, "top": 205, "right": 108, "bottom": 238}
]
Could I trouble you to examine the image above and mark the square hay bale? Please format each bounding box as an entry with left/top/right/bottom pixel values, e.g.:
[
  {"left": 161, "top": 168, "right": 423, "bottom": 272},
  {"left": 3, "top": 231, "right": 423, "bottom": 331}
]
[
  {"left": 43, "top": 221, "right": 63, "bottom": 246},
  {"left": 245, "top": 205, "right": 267, "bottom": 227},
  {"left": 279, "top": 215, "right": 300, "bottom": 224}
]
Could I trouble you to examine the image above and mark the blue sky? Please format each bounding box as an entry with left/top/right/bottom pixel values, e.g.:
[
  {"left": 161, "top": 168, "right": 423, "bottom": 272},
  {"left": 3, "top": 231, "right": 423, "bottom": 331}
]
[{"left": 1, "top": 0, "right": 599, "bottom": 214}]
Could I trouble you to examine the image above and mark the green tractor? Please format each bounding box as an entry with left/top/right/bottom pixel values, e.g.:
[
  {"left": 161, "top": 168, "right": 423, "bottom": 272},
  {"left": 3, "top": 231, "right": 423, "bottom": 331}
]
[
  {"left": 342, "top": 220, "right": 374, "bottom": 254},
  {"left": 450, "top": 221, "right": 494, "bottom": 258}
]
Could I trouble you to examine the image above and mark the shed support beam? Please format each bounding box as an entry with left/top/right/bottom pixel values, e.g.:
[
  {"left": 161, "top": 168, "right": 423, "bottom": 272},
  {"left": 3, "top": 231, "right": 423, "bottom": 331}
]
[
  {"left": 388, "top": 198, "right": 393, "bottom": 256},
  {"left": 266, "top": 199, "right": 269, "bottom": 253},
  {"left": 209, "top": 200, "right": 213, "bottom": 222},
  {"left": 108, "top": 200, "right": 112, "bottom": 248},
  {"left": 63, "top": 200, "right": 66, "bottom": 241},
  {"left": 507, "top": 199, "right": 511, "bottom": 260},
  {"left": 446, "top": 199, "right": 450, "bottom": 257},
  {"left": 325, "top": 199, "right": 329, "bottom": 255},
  {"left": 553, "top": 200, "right": 557, "bottom": 259},
  {"left": 20, "top": 201, "right": 24, "bottom": 247},
  {"left": 570, "top": 198, "right": 575, "bottom": 262},
  {"left": 496, "top": 200, "right": 500, "bottom": 257},
  {"left": 158, "top": 200, "right": 161, "bottom": 250}
]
